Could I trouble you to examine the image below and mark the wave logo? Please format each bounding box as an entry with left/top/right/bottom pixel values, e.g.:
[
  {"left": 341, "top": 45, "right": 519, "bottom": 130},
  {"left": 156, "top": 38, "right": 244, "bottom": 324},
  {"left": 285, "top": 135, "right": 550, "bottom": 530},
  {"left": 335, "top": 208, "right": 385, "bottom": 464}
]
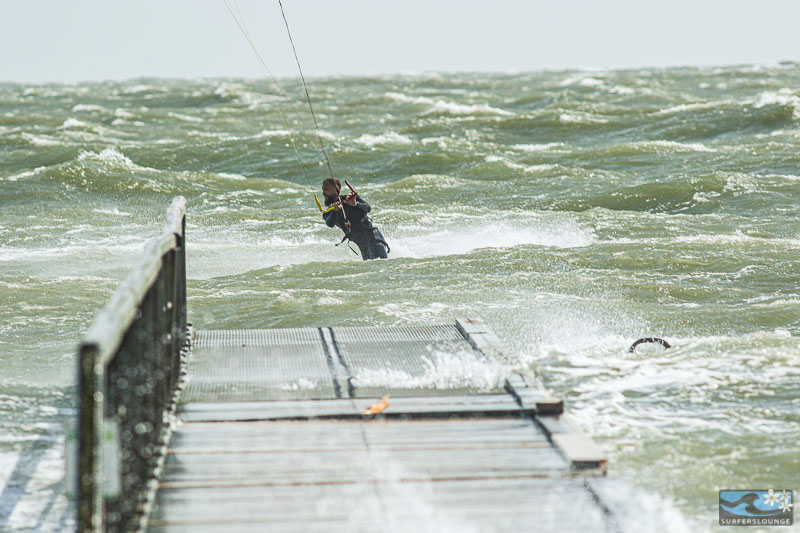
[{"left": 719, "top": 489, "right": 793, "bottom": 526}]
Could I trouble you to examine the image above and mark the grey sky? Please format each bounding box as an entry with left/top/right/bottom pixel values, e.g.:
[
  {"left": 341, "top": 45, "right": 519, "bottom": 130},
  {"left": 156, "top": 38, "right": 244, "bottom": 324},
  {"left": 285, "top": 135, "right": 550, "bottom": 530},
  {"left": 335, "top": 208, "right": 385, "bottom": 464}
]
[{"left": 1, "top": 0, "right": 798, "bottom": 82}]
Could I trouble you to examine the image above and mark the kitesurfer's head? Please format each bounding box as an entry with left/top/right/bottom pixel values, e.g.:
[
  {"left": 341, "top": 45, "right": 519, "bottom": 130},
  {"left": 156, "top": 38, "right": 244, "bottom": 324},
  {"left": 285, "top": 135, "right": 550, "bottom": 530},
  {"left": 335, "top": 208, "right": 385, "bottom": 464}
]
[{"left": 322, "top": 177, "right": 341, "bottom": 205}]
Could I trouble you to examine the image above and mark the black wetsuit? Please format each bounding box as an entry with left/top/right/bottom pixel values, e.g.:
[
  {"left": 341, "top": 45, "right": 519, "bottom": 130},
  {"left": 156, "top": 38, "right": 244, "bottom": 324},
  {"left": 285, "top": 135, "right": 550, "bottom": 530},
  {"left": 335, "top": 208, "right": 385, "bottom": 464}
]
[{"left": 323, "top": 194, "right": 388, "bottom": 260}]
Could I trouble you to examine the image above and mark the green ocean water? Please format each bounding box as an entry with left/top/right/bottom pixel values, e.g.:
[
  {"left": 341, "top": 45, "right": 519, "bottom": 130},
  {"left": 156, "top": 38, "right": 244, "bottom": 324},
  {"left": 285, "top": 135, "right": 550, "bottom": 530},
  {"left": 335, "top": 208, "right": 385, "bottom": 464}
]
[{"left": 1, "top": 66, "right": 799, "bottom": 531}]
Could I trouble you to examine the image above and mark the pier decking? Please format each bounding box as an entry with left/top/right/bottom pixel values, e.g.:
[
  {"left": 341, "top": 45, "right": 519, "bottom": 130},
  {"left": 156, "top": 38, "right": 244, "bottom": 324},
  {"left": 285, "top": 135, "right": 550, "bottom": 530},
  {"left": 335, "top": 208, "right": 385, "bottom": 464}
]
[{"left": 145, "top": 319, "right": 624, "bottom": 533}]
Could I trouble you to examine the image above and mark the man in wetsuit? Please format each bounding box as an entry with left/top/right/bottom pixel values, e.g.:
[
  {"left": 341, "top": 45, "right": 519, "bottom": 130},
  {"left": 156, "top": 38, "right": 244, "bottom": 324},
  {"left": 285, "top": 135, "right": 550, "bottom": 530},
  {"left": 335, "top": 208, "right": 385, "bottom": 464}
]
[{"left": 321, "top": 177, "right": 389, "bottom": 260}]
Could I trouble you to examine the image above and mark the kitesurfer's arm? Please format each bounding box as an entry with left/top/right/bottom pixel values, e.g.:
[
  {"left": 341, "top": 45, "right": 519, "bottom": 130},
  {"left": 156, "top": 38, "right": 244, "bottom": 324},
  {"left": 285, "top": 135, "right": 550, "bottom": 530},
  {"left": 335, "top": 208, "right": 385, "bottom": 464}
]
[
  {"left": 322, "top": 206, "right": 342, "bottom": 227},
  {"left": 353, "top": 194, "right": 371, "bottom": 213}
]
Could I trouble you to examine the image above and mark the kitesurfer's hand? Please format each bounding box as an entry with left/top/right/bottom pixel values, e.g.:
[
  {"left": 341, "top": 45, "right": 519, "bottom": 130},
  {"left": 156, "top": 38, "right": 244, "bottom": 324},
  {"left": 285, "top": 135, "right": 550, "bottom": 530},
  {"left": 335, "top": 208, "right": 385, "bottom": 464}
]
[{"left": 344, "top": 194, "right": 357, "bottom": 206}]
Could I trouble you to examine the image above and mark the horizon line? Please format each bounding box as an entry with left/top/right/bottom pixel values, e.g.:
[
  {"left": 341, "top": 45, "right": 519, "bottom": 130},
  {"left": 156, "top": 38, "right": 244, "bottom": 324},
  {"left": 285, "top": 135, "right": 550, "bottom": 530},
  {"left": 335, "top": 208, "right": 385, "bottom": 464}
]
[{"left": 2, "top": 58, "right": 798, "bottom": 86}]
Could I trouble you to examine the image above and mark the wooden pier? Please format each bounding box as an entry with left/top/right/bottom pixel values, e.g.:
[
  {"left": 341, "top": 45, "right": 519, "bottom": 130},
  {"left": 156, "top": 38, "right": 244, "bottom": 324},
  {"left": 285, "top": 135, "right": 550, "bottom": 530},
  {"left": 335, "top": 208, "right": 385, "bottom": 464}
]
[
  {"left": 144, "top": 320, "right": 624, "bottom": 533},
  {"left": 76, "top": 198, "right": 643, "bottom": 532}
]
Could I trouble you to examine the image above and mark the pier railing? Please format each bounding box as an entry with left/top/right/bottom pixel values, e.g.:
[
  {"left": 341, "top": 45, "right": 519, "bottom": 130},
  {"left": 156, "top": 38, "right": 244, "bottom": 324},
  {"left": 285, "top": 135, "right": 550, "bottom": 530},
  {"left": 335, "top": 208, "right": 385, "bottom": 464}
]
[{"left": 77, "top": 196, "right": 188, "bottom": 532}]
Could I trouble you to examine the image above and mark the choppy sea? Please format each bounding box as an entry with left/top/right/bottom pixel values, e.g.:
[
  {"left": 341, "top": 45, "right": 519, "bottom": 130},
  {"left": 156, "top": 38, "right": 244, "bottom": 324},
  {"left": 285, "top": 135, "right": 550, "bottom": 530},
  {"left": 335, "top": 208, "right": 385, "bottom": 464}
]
[{"left": 1, "top": 65, "right": 799, "bottom": 531}]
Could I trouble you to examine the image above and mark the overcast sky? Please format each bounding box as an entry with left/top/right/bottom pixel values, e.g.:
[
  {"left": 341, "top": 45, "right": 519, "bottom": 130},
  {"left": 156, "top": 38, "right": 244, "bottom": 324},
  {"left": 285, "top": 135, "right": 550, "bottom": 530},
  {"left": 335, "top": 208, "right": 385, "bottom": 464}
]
[{"left": 1, "top": 0, "right": 798, "bottom": 82}]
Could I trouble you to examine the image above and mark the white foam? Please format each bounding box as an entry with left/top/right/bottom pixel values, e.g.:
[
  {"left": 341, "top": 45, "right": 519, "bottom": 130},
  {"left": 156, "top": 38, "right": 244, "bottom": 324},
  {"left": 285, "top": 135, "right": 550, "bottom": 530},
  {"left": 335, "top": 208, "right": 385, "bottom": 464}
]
[
  {"left": 753, "top": 89, "right": 797, "bottom": 108},
  {"left": 77, "top": 146, "right": 137, "bottom": 169},
  {"left": 280, "top": 378, "right": 318, "bottom": 391},
  {"left": 578, "top": 77, "right": 604, "bottom": 88},
  {"left": 511, "top": 142, "right": 565, "bottom": 152},
  {"left": 187, "top": 233, "right": 334, "bottom": 279},
  {"left": 375, "top": 302, "right": 456, "bottom": 322},
  {"left": 4, "top": 167, "right": 46, "bottom": 182},
  {"left": 385, "top": 92, "right": 512, "bottom": 116},
  {"left": 752, "top": 89, "right": 800, "bottom": 118},
  {"left": 351, "top": 349, "right": 510, "bottom": 392},
  {"left": 559, "top": 74, "right": 633, "bottom": 95},
  {"left": 71, "top": 104, "right": 107, "bottom": 112},
  {"left": 214, "top": 83, "right": 238, "bottom": 99},
  {"left": 254, "top": 129, "right": 291, "bottom": 139},
  {"left": 316, "top": 295, "right": 343, "bottom": 305},
  {"left": 2, "top": 436, "right": 68, "bottom": 530},
  {"left": 656, "top": 101, "right": 722, "bottom": 115},
  {"left": 0, "top": 238, "right": 144, "bottom": 264},
  {"left": 559, "top": 112, "right": 608, "bottom": 124},
  {"left": 355, "top": 131, "right": 413, "bottom": 147},
  {"left": 426, "top": 100, "right": 512, "bottom": 116},
  {"left": 60, "top": 118, "right": 88, "bottom": 129},
  {"left": 484, "top": 155, "right": 557, "bottom": 173},
  {"left": 316, "top": 130, "right": 338, "bottom": 141},
  {"left": 216, "top": 172, "right": 247, "bottom": 181},
  {"left": 559, "top": 74, "right": 589, "bottom": 87},
  {"left": 110, "top": 118, "right": 145, "bottom": 127},
  {"left": 629, "top": 140, "right": 715, "bottom": 152},
  {"left": 523, "top": 164, "right": 558, "bottom": 172},
  {"left": 421, "top": 136, "right": 451, "bottom": 149},
  {"left": 167, "top": 111, "right": 204, "bottom": 123},
  {"left": 385, "top": 92, "right": 435, "bottom": 105},
  {"left": 114, "top": 108, "right": 137, "bottom": 119},
  {"left": 382, "top": 174, "right": 465, "bottom": 190},
  {"left": 389, "top": 216, "right": 594, "bottom": 259},
  {"left": 121, "top": 84, "right": 159, "bottom": 94},
  {"left": 21, "top": 133, "right": 61, "bottom": 147},
  {"left": 92, "top": 207, "right": 132, "bottom": 217},
  {"left": 608, "top": 85, "right": 635, "bottom": 95}
]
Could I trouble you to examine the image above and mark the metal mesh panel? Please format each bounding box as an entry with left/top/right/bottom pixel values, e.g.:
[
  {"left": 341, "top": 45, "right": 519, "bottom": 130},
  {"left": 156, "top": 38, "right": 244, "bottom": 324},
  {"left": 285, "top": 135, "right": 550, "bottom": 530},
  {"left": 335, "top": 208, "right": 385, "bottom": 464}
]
[
  {"left": 181, "top": 329, "right": 335, "bottom": 402},
  {"left": 332, "top": 326, "right": 506, "bottom": 398},
  {"left": 332, "top": 325, "right": 464, "bottom": 343},
  {"left": 194, "top": 329, "right": 321, "bottom": 347}
]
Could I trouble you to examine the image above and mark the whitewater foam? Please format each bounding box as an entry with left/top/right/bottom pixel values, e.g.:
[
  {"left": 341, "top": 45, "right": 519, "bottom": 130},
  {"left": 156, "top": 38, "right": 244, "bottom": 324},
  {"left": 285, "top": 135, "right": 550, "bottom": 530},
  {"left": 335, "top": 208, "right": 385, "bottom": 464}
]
[
  {"left": 389, "top": 217, "right": 595, "bottom": 259},
  {"left": 629, "top": 140, "right": 715, "bottom": 153},
  {"left": 92, "top": 207, "right": 132, "bottom": 217},
  {"left": 752, "top": 89, "right": 800, "bottom": 118},
  {"left": 77, "top": 146, "right": 135, "bottom": 168},
  {"left": 559, "top": 112, "right": 609, "bottom": 124},
  {"left": 351, "top": 349, "right": 510, "bottom": 392},
  {"left": 21, "top": 133, "right": 61, "bottom": 147},
  {"left": 385, "top": 92, "right": 513, "bottom": 116},
  {"left": 216, "top": 172, "right": 247, "bottom": 181},
  {"left": 4, "top": 167, "right": 46, "bottom": 182},
  {"left": 355, "top": 131, "right": 413, "bottom": 147},
  {"left": 167, "top": 111, "right": 204, "bottom": 123},
  {"left": 656, "top": 101, "right": 724, "bottom": 115},
  {"left": 60, "top": 118, "right": 88, "bottom": 129},
  {"left": 71, "top": 104, "right": 108, "bottom": 113},
  {"left": 511, "top": 142, "right": 565, "bottom": 152}
]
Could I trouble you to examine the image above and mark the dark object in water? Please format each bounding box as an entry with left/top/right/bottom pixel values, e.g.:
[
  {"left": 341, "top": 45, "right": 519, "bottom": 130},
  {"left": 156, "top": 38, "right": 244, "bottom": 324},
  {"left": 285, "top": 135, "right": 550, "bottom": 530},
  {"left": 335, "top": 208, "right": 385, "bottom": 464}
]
[{"left": 629, "top": 337, "right": 671, "bottom": 352}]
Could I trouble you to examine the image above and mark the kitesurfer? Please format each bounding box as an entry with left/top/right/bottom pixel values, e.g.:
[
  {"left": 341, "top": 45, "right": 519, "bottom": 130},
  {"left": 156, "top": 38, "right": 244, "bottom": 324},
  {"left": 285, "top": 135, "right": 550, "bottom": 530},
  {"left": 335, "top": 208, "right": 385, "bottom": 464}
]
[{"left": 321, "top": 178, "right": 389, "bottom": 260}]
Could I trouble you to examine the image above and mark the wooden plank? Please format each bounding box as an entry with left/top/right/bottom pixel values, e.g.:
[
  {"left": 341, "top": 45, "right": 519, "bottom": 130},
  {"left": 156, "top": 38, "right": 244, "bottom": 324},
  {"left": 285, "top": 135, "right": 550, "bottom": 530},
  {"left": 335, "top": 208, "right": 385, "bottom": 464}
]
[
  {"left": 178, "top": 399, "right": 358, "bottom": 422},
  {"left": 168, "top": 418, "right": 550, "bottom": 454},
  {"left": 148, "top": 477, "right": 610, "bottom": 533},
  {"left": 551, "top": 433, "right": 607, "bottom": 471},
  {"left": 512, "top": 388, "right": 564, "bottom": 415},
  {"left": 538, "top": 415, "right": 607, "bottom": 471},
  {"left": 160, "top": 447, "right": 569, "bottom": 486},
  {"left": 455, "top": 317, "right": 491, "bottom": 335},
  {"left": 178, "top": 394, "right": 528, "bottom": 422}
]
